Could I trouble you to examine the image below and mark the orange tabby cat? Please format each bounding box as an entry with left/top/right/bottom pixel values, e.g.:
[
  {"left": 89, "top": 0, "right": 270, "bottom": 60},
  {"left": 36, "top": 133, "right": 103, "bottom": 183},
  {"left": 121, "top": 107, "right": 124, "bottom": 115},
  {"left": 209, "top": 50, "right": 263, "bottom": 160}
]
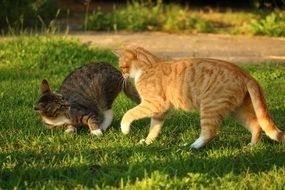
[{"left": 114, "top": 46, "right": 285, "bottom": 149}]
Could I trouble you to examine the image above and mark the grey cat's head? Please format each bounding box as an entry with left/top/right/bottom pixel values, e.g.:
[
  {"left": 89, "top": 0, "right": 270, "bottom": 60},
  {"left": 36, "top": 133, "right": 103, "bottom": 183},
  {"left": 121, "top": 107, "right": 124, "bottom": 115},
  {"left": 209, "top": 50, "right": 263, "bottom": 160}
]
[{"left": 34, "top": 79, "right": 70, "bottom": 118}]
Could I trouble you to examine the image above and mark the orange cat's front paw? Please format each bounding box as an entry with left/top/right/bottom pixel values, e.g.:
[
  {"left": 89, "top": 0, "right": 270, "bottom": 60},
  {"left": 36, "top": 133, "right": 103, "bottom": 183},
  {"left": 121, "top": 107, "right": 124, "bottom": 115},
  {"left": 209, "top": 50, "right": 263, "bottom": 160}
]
[
  {"left": 139, "top": 138, "right": 153, "bottom": 145},
  {"left": 121, "top": 122, "right": 130, "bottom": 134},
  {"left": 139, "top": 139, "right": 146, "bottom": 144}
]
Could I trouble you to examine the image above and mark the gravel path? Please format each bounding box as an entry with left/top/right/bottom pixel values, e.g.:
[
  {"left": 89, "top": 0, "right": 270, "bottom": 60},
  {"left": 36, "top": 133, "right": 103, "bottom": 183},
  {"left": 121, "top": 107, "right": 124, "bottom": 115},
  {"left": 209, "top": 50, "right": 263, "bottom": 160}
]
[{"left": 73, "top": 32, "right": 285, "bottom": 64}]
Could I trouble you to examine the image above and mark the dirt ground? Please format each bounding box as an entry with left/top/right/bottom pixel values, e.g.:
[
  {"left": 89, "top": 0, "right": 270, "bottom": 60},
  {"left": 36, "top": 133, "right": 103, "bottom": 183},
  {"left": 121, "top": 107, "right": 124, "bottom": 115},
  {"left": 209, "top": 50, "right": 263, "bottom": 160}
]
[{"left": 73, "top": 32, "right": 285, "bottom": 64}]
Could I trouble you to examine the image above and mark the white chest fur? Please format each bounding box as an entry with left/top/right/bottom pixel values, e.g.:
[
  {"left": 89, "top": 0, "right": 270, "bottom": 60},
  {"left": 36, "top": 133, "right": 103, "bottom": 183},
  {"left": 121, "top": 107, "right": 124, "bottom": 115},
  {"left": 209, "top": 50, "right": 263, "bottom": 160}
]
[
  {"left": 129, "top": 65, "right": 142, "bottom": 83},
  {"left": 42, "top": 115, "right": 71, "bottom": 126}
]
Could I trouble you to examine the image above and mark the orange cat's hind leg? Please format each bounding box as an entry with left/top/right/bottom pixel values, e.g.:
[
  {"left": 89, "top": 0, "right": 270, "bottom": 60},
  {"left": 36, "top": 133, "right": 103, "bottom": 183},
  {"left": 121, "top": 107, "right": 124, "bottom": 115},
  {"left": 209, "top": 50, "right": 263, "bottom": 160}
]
[
  {"left": 191, "top": 112, "right": 223, "bottom": 149},
  {"left": 232, "top": 93, "right": 261, "bottom": 145},
  {"left": 191, "top": 98, "right": 237, "bottom": 149}
]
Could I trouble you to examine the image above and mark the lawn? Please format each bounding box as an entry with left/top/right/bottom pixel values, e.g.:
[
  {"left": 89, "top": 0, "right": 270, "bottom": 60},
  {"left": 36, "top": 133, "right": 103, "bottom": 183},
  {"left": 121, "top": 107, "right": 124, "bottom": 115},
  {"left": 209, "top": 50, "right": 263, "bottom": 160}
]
[{"left": 0, "top": 37, "right": 285, "bottom": 189}]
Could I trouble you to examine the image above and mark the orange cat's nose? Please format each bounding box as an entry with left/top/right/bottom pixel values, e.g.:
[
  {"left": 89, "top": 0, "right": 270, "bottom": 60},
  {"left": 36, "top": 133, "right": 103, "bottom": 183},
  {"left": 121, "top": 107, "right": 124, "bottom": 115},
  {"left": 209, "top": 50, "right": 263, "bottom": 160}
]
[
  {"left": 121, "top": 68, "right": 128, "bottom": 73},
  {"left": 120, "top": 65, "right": 129, "bottom": 76}
]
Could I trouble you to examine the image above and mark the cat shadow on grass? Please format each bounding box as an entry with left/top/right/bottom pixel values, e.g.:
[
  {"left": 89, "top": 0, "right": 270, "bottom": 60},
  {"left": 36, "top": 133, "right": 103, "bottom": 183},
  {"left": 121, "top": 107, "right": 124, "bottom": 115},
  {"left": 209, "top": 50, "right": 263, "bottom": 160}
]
[
  {"left": 1, "top": 140, "right": 285, "bottom": 189},
  {"left": 2, "top": 104, "right": 283, "bottom": 188}
]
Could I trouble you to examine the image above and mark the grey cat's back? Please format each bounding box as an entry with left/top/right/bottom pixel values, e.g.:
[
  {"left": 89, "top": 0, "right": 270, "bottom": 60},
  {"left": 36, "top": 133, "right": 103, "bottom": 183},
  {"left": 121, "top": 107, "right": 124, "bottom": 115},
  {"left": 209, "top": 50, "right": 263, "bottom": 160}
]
[{"left": 59, "top": 62, "right": 123, "bottom": 112}]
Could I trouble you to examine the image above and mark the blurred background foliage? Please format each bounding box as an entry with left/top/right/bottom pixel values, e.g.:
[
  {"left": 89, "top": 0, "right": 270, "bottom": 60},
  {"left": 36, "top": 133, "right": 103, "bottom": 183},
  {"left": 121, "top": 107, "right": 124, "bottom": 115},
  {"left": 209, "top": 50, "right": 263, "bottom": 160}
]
[
  {"left": 0, "top": 0, "right": 58, "bottom": 29},
  {"left": 0, "top": 0, "right": 284, "bottom": 36}
]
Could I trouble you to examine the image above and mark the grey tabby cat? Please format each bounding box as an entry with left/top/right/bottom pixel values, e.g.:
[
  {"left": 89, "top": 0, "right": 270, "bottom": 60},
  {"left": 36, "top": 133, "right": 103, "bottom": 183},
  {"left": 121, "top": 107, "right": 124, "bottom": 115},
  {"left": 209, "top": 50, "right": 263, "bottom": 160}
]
[{"left": 34, "top": 62, "right": 140, "bottom": 136}]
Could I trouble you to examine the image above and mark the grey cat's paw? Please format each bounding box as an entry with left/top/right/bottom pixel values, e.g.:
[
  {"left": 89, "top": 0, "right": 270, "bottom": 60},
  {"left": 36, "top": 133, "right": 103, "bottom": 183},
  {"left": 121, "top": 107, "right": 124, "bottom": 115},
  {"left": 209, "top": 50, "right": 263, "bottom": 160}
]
[
  {"left": 64, "top": 126, "right": 77, "bottom": 133},
  {"left": 91, "top": 129, "right": 103, "bottom": 136}
]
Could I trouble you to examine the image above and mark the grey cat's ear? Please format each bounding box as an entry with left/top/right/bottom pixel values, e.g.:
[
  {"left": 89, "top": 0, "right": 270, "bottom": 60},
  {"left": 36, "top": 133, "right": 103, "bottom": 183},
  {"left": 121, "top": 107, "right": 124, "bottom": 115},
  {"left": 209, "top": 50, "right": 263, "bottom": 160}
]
[
  {"left": 112, "top": 49, "right": 123, "bottom": 58},
  {"left": 34, "top": 102, "right": 44, "bottom": 112},
  {"left": 41, "top": 79, "right": 51, "bottom": 94}
]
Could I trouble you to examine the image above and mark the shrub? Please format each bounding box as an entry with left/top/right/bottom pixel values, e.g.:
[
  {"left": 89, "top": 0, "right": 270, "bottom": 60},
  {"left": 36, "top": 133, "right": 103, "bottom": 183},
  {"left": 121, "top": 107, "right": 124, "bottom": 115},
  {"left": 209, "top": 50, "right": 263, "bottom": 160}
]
[
  {"left": 85, "top": 0, "right": 214, "bottom": 33},
  {"left": 0, "top": 0, "right": 58, "bottom": 30},
  {"left": 250, "top": 12, "right": 285, "bottom": 36},
  {"left": 85, "top": 11, "right": 112, "bottom": 31},
  {"left": 195, "top": 20, "right": 214, "bottom": 33},
  {"left": 162, "top": 7, "right": 189, "bottom": 31},
  {"left": 86, "top": 1, "right": 163, "bottom": 31},
  {"left": 115, "top": 1, "right": 162, "bottom": 31}
]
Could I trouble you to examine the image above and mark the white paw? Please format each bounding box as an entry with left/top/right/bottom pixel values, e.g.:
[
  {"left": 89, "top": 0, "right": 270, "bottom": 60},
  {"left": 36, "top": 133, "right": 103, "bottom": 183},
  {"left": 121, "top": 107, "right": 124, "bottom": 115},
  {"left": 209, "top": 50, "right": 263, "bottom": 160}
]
[
  {"left": 64, "top": 127, "right": 77, "bottom": 133},
  {"left": 190, "top": 137, "right": 205, "bottom": 149},
  {"left": 179, "top": 143, "right": 189, "bottom": 147},
  {"left": 139, "top": 139, "right": 145, "bottom": 144},
  {"left": 91, "top": 129, "right": 103, "bottom": 136},
  {"left": 121, "top": 123, "right": 130, "bottom": 135},
  {"left": 247, "top": 142, "right": 256, "bottom": 147}
]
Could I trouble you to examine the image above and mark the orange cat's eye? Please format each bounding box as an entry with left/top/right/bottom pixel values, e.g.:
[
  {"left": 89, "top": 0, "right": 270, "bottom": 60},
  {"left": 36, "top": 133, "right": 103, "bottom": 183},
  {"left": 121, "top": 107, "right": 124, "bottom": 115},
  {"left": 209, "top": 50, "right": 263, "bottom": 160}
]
[
  {"left": 120, "top": 65, "right": 129, "bottom": 69},
  {"left": 120, "top": 65, "right": 129, "bottom": 73}
]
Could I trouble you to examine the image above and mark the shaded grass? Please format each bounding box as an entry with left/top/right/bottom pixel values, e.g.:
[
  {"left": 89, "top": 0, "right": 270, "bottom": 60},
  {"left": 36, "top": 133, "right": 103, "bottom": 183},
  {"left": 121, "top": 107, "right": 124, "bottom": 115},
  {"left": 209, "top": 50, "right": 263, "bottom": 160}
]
[{"left": 0, "top": 37, "right": 285, "bottom": 189}]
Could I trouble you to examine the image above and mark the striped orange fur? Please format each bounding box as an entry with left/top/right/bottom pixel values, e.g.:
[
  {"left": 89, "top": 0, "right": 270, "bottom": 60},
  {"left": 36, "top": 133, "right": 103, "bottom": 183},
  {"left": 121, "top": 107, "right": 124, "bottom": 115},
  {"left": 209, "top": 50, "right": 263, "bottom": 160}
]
[{"left": 114, "top": 46, "right": 285, "bottom": 148}]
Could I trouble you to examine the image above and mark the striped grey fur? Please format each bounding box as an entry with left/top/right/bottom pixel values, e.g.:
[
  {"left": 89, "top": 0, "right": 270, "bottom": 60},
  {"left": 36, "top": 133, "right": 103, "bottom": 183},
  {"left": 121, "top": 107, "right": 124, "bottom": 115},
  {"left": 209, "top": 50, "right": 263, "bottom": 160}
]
[{"left": 35, "top": 62, "right": 140, "bottom": 135}]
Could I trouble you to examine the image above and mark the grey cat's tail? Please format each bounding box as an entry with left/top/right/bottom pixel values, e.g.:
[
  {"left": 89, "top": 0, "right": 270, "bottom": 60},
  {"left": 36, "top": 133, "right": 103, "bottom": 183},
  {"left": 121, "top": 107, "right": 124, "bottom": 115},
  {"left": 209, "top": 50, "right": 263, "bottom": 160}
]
[{"left": 122, "top": 78, "right": 141, "bottom": 104}]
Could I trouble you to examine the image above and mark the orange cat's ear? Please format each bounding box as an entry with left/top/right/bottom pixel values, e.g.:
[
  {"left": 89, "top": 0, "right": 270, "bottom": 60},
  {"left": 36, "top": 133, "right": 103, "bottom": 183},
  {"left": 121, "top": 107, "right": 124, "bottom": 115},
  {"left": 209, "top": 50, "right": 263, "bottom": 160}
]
[
  {"left": 41, "top": 79, "right": 51, "bottom": 94},
  {"left": 112, "top": 49, "right": 123, "bottom": 58}
]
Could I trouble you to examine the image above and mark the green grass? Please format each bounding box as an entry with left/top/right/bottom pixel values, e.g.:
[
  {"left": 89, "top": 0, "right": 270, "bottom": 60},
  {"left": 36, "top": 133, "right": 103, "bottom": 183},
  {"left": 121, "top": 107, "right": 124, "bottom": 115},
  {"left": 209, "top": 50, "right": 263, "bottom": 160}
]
[{"left": 1, "top": 37, "right": 285, "bottom": 189}]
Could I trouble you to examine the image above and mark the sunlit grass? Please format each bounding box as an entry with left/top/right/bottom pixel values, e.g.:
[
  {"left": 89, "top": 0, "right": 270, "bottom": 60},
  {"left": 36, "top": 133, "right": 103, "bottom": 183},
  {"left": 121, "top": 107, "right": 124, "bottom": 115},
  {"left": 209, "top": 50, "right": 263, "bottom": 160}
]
[{"left": 0, "top": 37, "right": 285, "bottom": 189}]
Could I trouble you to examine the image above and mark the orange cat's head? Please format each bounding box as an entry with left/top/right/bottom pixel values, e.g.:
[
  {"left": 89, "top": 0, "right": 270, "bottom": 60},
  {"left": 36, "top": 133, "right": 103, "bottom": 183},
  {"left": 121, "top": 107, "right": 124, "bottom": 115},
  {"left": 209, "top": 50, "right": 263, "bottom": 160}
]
[
  {"left": 114, "top": 46, "right": 161, "bottom": 79},
  {"left": 113, "top": 48, "right": 136, "bottom": 78}
]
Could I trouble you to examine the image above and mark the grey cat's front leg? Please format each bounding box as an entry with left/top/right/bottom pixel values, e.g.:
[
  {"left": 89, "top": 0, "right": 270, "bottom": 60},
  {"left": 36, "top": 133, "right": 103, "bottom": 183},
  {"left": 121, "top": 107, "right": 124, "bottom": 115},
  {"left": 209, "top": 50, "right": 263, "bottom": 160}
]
[
  {"left": 71, "top": 113, "right": 103, "bottom": 136},
  {"left": 100, "top": 109, "right": 113, "bottom": 131},
  {"left": 87, "top": 116, "right": 103, "bottom": 136}
]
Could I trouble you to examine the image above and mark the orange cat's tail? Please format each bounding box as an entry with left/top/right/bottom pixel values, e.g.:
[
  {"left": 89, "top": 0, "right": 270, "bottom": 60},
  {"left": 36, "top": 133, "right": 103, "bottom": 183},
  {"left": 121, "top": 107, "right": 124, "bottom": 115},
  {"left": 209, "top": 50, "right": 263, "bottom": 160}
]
[{"left": 247, "top": 79, "right": 285, "bottom": 142}]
